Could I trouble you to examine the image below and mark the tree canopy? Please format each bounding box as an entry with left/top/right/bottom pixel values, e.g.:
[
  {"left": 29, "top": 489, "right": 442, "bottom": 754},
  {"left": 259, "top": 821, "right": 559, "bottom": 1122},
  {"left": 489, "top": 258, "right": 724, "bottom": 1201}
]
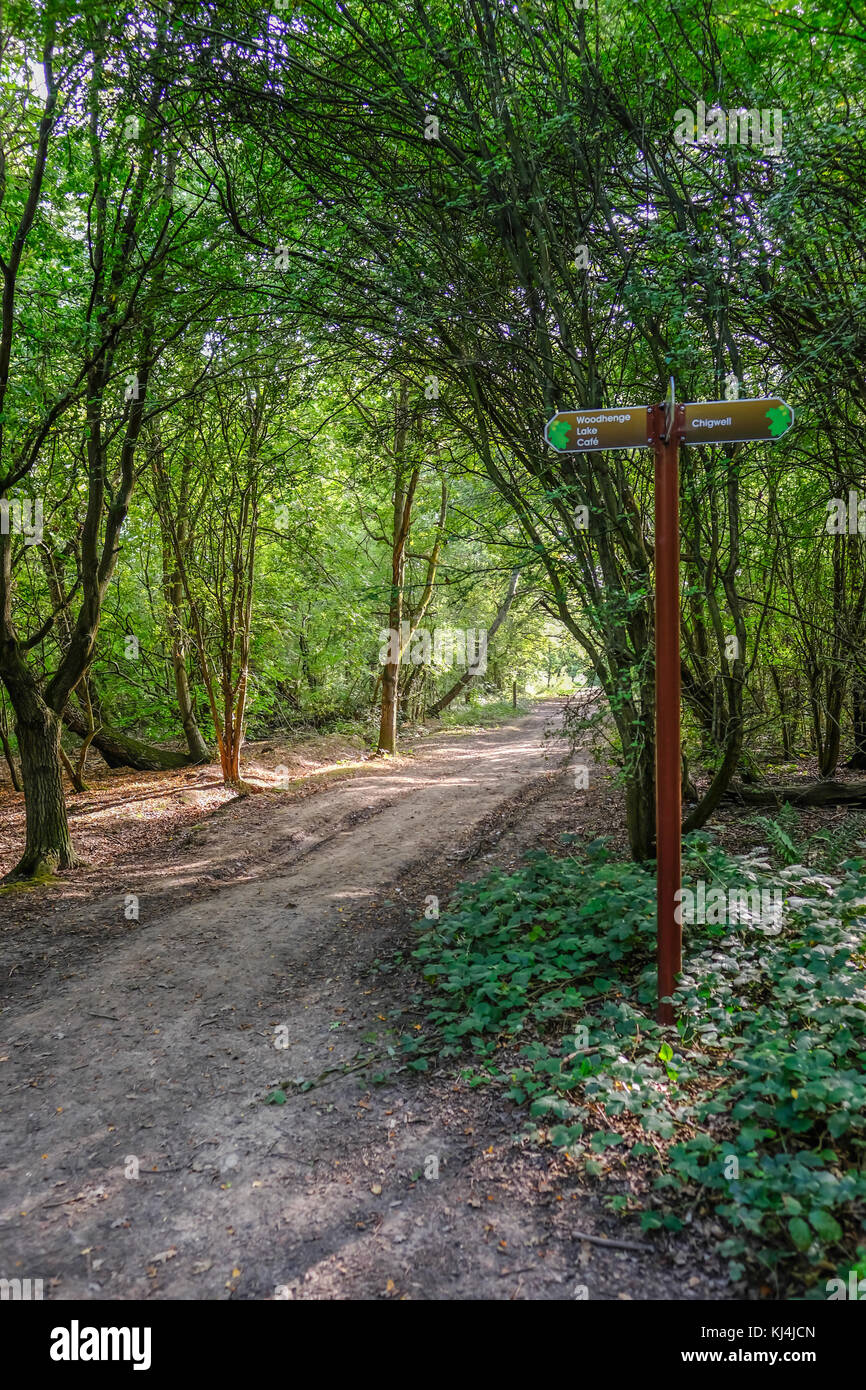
[{"left": 1, "top": 0, "right": 865, "bottom": 872}]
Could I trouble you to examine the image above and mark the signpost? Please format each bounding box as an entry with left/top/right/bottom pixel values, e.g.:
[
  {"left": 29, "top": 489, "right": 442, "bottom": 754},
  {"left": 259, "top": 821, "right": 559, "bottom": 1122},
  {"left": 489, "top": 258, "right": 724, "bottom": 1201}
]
[
  {"left": 651, "top": 381, "right": 683, "bottom": 1025},
  {"left": 682, "top": 398, "right": 794, "bottom": 446},
  {"left": 544, "top": 406, "right": 651, "bottom": 453},
  {"left": 545, "top": 385, "right": 795, "bottom": 1024}
]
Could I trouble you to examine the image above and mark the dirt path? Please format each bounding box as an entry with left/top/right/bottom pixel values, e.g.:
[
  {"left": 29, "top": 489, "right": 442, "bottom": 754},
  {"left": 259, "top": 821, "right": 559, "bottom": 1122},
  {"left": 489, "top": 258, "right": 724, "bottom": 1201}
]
[{"left": 0, "top": 704, "right": 729, "bottom": 1301}]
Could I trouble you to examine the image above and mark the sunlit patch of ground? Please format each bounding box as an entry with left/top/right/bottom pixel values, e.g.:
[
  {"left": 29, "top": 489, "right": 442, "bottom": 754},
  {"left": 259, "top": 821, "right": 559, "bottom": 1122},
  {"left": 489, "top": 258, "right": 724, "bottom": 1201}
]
[{"left": 0, "top": 731, "right": 373, "bottom": 878}]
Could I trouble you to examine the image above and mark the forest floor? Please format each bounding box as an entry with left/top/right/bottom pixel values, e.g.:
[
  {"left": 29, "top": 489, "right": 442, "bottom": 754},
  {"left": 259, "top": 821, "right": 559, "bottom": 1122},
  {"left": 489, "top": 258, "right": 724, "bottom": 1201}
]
[{"left": 0, "top": 701, "right": 733, "bottom": 1300}]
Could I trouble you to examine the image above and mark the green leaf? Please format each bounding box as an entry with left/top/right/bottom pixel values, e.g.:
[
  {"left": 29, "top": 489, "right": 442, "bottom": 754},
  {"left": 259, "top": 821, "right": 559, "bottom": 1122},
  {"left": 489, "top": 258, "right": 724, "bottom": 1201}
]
[
  {"left": 788, "top": 1217, "right": 812, "bottom": 1252},
  {"left": 809, "top": 1209, "right": 843, "bottom": 1244}
]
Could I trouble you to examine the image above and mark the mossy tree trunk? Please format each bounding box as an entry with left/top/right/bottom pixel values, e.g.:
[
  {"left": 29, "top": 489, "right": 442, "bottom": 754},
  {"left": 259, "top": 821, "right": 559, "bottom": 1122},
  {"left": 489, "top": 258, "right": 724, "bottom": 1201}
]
[{"left": 5, "top": 669, "right": 79, "bottom": 877}]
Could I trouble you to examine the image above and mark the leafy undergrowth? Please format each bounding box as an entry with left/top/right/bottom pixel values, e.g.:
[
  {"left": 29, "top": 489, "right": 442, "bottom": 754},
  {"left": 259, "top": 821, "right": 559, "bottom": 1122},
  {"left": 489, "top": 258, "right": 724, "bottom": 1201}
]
[
  {"left": 432, "top": 697, "right": 533, "bottom": 729},
  {"left": 402, "top": 833, "right": 866, "bottom": 1297}
]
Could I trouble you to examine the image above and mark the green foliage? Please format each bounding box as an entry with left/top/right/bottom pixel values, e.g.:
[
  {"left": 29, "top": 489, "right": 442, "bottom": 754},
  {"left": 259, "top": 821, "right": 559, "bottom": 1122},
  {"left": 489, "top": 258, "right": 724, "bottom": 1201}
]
[
  {"left": 748, "top": 811, "right": 801, "bottom": 866},
  {"left": 410, "top": 840, "right": 656, "bottom": 1056},
  {"left": 435, "top": 697, "right": 532, "bottom": 728},
  {"left": 407, "top": 834, "right": 866, "bottom": 1293},
  {"left": 750, "top": 809, "right": 866, "bottom": 872}
]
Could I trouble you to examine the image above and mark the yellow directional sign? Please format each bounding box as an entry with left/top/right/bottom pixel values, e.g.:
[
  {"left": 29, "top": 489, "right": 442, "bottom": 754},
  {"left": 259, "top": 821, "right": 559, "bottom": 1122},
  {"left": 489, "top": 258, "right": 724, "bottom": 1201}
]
[
  {"left": 544, "top": 406, "right": 649, "bottom": 452},
  {"left": 682, "top": 398, "right": 794, "bottom": 445}
]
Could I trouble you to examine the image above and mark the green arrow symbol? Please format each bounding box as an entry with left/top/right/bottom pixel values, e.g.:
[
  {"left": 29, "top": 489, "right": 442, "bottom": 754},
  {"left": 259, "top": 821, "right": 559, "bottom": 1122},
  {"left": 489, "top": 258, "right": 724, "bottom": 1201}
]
[{"left": 548, "top": 418, "right": 572, "bottom": 449}]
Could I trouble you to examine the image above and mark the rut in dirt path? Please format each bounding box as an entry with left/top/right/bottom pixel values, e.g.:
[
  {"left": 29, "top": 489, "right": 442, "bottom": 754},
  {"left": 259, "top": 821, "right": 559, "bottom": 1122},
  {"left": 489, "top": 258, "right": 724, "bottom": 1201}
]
[
  {"left": 0, "top": 707, "right": 555, "bottom": 1289},
  {"left": 0, "top": 704, "right": 560, "bottom": 1002},
  {"left": 0, "top": 704, "right": 729, "bottom": 1301}
]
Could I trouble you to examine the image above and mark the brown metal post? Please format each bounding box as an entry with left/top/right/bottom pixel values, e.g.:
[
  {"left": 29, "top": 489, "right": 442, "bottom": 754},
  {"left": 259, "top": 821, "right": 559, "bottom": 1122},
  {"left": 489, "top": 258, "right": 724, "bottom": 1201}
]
[{"left": 651, "top": 401, "right": 683, "bottom": 1025}]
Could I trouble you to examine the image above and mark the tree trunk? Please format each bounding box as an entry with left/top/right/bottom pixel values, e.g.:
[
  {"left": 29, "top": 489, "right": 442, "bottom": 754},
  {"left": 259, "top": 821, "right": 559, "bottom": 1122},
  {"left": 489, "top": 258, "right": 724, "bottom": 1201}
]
[
  {"left": 398, "top": 660, "right": 422, "bottom": 712},
  {"left": 0, "top": 694, "right": 21, "bottom": 790},
  {"left": 61, "top": 703, "right": 192, "bottom": 770},
  {"left": 8, "top": 693, "right": 79, "bottom": 878},
  {"left": 171, "top": 648, "right": 210, "bottom": 763},
  {"left": 627, "top": 736, "right": 656, "bottom": 862},
  {"left": 682, "top": 718, "right": 743, "bottom": 832},
  {"left": 298, "top": 619, "right": 322, "bottom": 690},
  {"left": 377, "top": 388, "right": 416, "bottom": 755},
  {"left": 428, "top": 568, "right": 520, "bottom": 716},
  {"left": 819, "top": 670, "right": 844, "bottom": 778},
  {"left": 378, "top": 658, "right": 400, "bottom": 754},
  {"left": 770, "top": 666, "right": 793, "bottom": 759},
  {"left": 59, "top": 742, "right": 87, "bottom": 794},
  {"left": 163, "top": 522, "right": 211, "bottom": 764},
  {"left": 681, "top": 748, "right": 698, "bottom": 802},
  {"left": 847, "top": 683, "right": 866, "bottom": 769},
  {"left": 429, "top": 664, "right": 478, "bottom": 716},
  {"left": 725, "top": 778, "right": 866, "bottom": 807}
]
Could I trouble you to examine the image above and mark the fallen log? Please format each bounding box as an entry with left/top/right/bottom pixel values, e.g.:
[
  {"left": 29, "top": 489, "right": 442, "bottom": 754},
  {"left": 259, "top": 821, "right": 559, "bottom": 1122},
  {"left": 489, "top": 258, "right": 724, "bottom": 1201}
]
[
  {"left": 724, "top": 779, "right": 866, "bottom": 808},
  {"left": 62, "top": 703, "right": 194, "bottom": 771}
]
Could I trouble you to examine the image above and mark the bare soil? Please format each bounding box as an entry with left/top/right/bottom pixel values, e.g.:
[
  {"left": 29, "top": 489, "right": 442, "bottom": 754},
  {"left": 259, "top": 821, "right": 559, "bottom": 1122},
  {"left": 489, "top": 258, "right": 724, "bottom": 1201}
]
[{"left": 0, "top": 702, "right": 731, "bottom": 1300}]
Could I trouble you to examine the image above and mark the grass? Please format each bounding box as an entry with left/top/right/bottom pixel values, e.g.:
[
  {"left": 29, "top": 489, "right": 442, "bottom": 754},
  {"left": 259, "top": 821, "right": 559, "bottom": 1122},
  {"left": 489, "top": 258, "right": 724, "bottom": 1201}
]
[{"left": 433, "top": 697, "right": 532, "bottom": 728}]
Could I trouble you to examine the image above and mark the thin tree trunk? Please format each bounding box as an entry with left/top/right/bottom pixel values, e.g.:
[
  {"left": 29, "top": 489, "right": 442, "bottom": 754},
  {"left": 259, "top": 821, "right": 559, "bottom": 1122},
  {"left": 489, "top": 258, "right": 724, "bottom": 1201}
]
[
  {"left": 770, "top": 666, "right": 793, "bottom": 759},
  {"left": 0, "top": 693, "right": 21, "bottom": 790},
  {"left": 397, "top": 480, "right": 448, "bottom": 718},
  {"left": 847, "top": 682, "right": 866, "bottom": 769},
  {"left": 627, "top": 735, "right": 656, "bottom": 862},
  {"left": 223, "top": 481, "right": 257, "bottom": 791},
  {"left": 377, "top": 385, "right": 415, "bottom": 755},
  {"left": 682, "top": 715, "right": 743, "bottom": 832},
  {"left": 398, "top": 660, "right": 422, "bottom": 712},
  {"left": 164, "top": 536, "right": 210, "bottom": 763},
  {"left": 153, "top": 446, "right": 211, "bottom": 763},
  {"left": 59, "top": 742, "right": 86, "bottom": 794},
  {"left": 819, "top": 666, "right": 845, "bottom": 778},
  {"left": 171, "top": 645, "right": 209, "bottom": 762},
  {"left": 428, "top": 568, "right": 520, "bottom": 716},
  {"left": 298, "top": 618, "right": 322, "bottom": 690}
]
